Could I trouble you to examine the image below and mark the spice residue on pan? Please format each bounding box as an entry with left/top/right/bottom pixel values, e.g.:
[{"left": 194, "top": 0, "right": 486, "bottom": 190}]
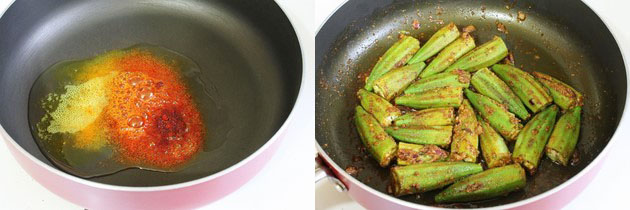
[
  {"left": 496, "top": 21, "right": 509, "bottom": 34},
  {"left": 517, "top": 11, "right": 527, "bottom": 22},
  {"left": 31, "top": 45, "right": 206, "bottom": 176},
  {"left": 412, "top": 19, "right": 421, "bottom": 29}
]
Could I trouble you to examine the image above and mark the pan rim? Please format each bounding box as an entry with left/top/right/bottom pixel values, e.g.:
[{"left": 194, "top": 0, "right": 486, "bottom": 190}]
[
  {"left": 315, "top": 0, "right": 629, "bottom": 209},
  {"left": 0, "top": 0, "right": 306, "bottom": 191}
]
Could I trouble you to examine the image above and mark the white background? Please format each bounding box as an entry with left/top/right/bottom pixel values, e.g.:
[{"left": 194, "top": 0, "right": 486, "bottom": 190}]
[
  {"left": 315, "top": 0, "right": 630, "bottom": 209},
  {"left": 2, "top": 0, "right": 630, "bottom": 209},
  {"left": 0, "top": 0, "right": 314, "bottom": 209}
]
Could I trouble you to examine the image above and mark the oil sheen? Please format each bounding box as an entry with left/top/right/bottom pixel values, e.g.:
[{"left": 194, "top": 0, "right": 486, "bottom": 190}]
[{"left": 28, "top": 44, "right": 222, "bottom": 178}]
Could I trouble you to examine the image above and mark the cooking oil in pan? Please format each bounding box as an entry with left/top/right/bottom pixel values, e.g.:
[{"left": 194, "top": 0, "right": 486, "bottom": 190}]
[{"left": 28, "top": 44, "right": 230, "bottom": 178}]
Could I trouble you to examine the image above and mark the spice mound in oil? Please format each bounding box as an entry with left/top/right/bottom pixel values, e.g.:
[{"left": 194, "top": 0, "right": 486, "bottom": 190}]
[{"left": 30, "top": 45, "right": 206, "bottom": 178}]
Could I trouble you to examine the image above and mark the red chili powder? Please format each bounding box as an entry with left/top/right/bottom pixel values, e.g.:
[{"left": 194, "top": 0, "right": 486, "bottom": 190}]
[{"left": 104, "top": 50, "right": 204, "bottom": 169}]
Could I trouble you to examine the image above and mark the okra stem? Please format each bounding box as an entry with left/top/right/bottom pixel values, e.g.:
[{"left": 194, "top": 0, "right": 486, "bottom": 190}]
[
  {"left": 435, "top": 164, "right": 526, "bottom": 203},
  {"left": 405, "top": 70, "right": 470, "bottom": 94},
  {"left": 391, "top": 162, "right": 483, "bottom": 196},
  {"left": 365, "top": 36, "right": 420, "bottom": 91},
  {"left": 396, "top": 87, "right": 463, "bottom": 109},
  {"left": 464, "top": 89, "right": 522, "bottom": 141},
  {"left": 492, "top": 64, "right": 553, "bottom": 113},
  {"left": 358, "top": 89, "right": 401, "bottom": 127},
  {"left": 397, "top": 142, "right": 449, "bottom": 165},
  {"left": 407, "top": 23, "right": 460, "bottom": 64},
  {"left": 512, "top": 105, "right": 559, "bottom": 174},
  {"left": 419, "top": 36, "right": 476, "bottom": 78},
  {"left": 354, "top": 106, "right": 398, "bottom": 167},
  {"left": 373, "top": 62, "right": 426, "bottom": 100},
  {"left": 445, "top": 36, "right": 508, "bottom": 72},
  {"left": 449, "top": 100, "right": 480, "bottom": 162},
  {"left": 546, "top": 106, "right": 581, "bottom": 166},
  {"left": 478, "top": 116, "right": 512, "bottom": 168},
  {"left": 385, "top": 125, "right": 453, "bottom": 148},
  {"left": 471, "top": 67, "right": 530, "bottom": 120},
  {"left": 533, "top": 72, "right": 583, "bottom": 110},
  {"left": 394, "top": 107, "right": 455, "bottom": 126}
]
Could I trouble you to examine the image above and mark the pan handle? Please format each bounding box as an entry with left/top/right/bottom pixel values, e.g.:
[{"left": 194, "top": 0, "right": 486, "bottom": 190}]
[{"left": 315, "top": 154, "right": 348, "bottom": 192}]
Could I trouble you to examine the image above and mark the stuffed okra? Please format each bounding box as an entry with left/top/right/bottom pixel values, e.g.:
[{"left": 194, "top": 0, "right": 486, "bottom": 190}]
[
  {"left": 405, "top": 70, "right": 470, "bottom": 94},
  {"left": 478, "top": 116, "right": 512, "bottom": 168},
  {"left": 407, "top": 22, "right": 460, "bottom": 64},
  {"left": 546, "top": 106, "right": 582, "bottom": 166},
  {"left": 435, "top": 164, "right": 526, "bottom": 203},
  {"left": 471, "top": 67, "right": 530, "bottom": 120},
  {"left": 391, "top": 162, "right": 483, "bottom": 196},
  {"left": 445, "top": 36, "right": 508, "bottom": 72},
  {"left": 394, "top": 107, "right": 455, "bottom": 126},
  {"left": 449, "top": 100, "right": 480, "bottom": 162},
  {"left": 373, "top": 62, "right": 426, "bottom": 100},
  {"left": 512, "top": 105, "right": 559, "bottom": 174},
  {"left": 492, "top": 64, "right": 553, "bottom": 113},
  {"left": 365, "top": 36, "right": 420, "bottom": 91},
  {"left": 533, "top": 72, "right": 583, "bottom": 110},
  {"left": 395, "top": 87, "right": 464, "bottom": 109},
  {"left": 464, "top": 89, "right": 522, "bottom": 140},
  {"left": 397, "top": 142, "right": 449, "bottom": 165},
  {"left": 358, "top": 89, "right": 401, "bottom": 127},
  {"left": 351, "top": 21, "right": 587, "bottom": 202},
  {"left": 354, "top": 106, "right": 398, "bottom": 167},
  {"left": 419, "top": 36, "right": 476, "bottom": 78},
  {"left": 385, "top": 125, "right": 453, "bottom": 148}
]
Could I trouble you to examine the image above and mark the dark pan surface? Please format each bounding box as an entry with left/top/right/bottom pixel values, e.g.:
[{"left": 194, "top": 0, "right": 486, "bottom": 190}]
[
  {"left": 316, "top": 0, "right": 625, "bottom": 207},
  {"left": 0, "top": 0, "right": 301, "bottom": 187}
]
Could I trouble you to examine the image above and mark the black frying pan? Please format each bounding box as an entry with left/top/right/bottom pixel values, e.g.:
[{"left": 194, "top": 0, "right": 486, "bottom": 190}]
[
  {"left": 0, "top": 0, "right": 301, "bottom": 187},
  {"left": 316, "top": 0, "right": 626, "bottom": 208}
]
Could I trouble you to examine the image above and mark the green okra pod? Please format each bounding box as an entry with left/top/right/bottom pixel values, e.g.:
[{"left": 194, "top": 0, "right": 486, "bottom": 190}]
[
  {"left": 391, "top": 162, "right": 483, "bottom": 196},
  {"left": 358, "top": 89, "right": 401, "bottom": 127},
  {"left": 354, "top": 106, "right": 398, "bottom": 167},
  {"left": 445, "top": 36, "right": 508, "bottom": 72},
  {"left": 397, "top": 142, "right": 449, "bottom": 165},
  {"left": 407, "top": 22, "right": 460, "bottom": 64},
  {"left": 464, "top": 89, "right": 522, "bottom": 141},
  {"left": 435, "top": 164, "right": 526, "bottom": 203},
  {"left": 478, "top": 116, "right": 512, "bottom": 168},
  {"left": 396, "top": 87, "right": 463, "bottom": 109},
  {"left": 471, "top": 67, "right": 530, "bottom": 120},
  {"left": 492, "top": 64, "right": 553, "bottom": 113},
  {"left": 365, "top": 36, "right": 420, "bottom": 91},
  {"left": 373, "top": 62, "right": 426, "bottom": 100},
  {"left": 449, "top": 100, "right": 480, "bottom": 162},
  {"left": 404, "top": 69, "right": 470, "bottom": 94},
  {"left": 546, "top": 106, "right": 582, "bottom": 166},
  {"left": 394, "top": 107, "right": 455, "bottom": 126},
  {"left": 533, "top": 72, "right": 583, "bottom": 110},
  {"left": 385, "top": 125, "right": 453, "bottom": 148},
  {"left": 512, "top": 105, "right": 559, "bottom": 174},
  {"left": 419, "top": 36, "right": 476, "bottom": 78}
]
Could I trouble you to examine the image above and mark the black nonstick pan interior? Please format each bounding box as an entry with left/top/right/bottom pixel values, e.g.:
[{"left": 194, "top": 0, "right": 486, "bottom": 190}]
[
  {"left": 316, "top": 0, "right": 625, "bottom": 207},
  {"left": 0, "top": 0, "right": 301, "bottom": 187}
]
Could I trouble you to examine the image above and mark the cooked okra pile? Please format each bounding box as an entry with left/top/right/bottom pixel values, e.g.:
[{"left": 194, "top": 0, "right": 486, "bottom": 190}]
[{"left": 354, "top": 22, "right": 583, "bottom": 203}]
